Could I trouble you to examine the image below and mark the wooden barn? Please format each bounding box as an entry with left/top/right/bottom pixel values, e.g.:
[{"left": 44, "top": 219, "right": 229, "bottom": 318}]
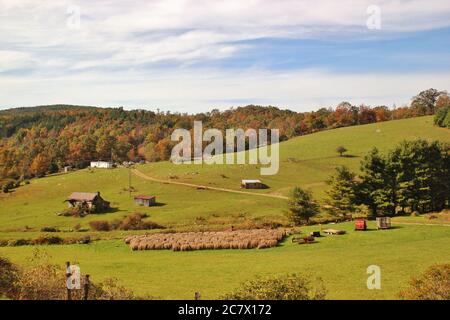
[
  {"left": 241, "top": 179, "right": 264, "bottom": 189},
  {"left": 65, "top": 192, "right": 110, "bottom": 211},
  {"left": 134, "top": 195, "right": 156, "bottom": 207}
]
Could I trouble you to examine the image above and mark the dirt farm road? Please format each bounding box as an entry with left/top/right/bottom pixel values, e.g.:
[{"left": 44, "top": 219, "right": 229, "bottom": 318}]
[
  {"left": 132, "top": 169, "right": 450, "bottom": 226},
  {"left": 132, "top": 169, "right": 289, "bottom": 200}
]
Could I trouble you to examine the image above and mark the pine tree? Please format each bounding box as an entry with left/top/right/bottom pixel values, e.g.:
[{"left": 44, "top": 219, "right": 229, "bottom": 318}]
[
  {"left": 325, "top": 166, "right": 358, "bottom": 219},
  {"left": 286, "top": 187, "right": 320, "bottom": 225}
]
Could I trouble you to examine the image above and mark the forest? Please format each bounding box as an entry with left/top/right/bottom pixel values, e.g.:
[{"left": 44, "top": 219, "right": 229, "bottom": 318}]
[{"left": 0, "top": 88, "right": 449, "bottom": 186}]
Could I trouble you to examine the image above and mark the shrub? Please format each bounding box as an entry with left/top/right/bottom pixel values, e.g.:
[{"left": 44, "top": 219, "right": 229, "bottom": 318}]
[
  {"left": 89, "top": 214, "right": 164, "bottom": 232},
  {"left": 221, "top": 274, "right": 327, "bottom": 300},
  {"left": 7, "top": 258, "right": 149, "bottom": 300},
  {"left": 118, "top": 213, "right": 144, "bottom": 230},
  {"left": 89, "top": 220, "right": 110, "bottom": 232},
  {"left": 32, "top": 236, "right": 63, "bottom": 245},
  {"left": 12, "top": 262, "right": 66, "bottom": 300},
  {"left": 7, "top": 239, "right": 31, "bottom": 246},
  {"left": 0, "top": 256, "right": 19, "bottom": 298},
  {"left": 118, "top": 213, "right": 163, "bottom": 230},
  {"left": 91, "top": 278, "right": 138, "bottom": 300},
  {"left": 2, "top": 183, "right": 11, "bottom": 193},
  {"left": 399, "top": 264, "right": 450, "bottom": 300},
  {"left": 58, "top": 207, "right": 86, "bottom": 217},
  {"left": 141, "top": 220, "right": 164, "bottom": 230},
  {"left": 40, "top": 227, "right": 59, "bottom": 232},
  {"left": 63, "top": 236, "right": 91, "bottom": 245}
]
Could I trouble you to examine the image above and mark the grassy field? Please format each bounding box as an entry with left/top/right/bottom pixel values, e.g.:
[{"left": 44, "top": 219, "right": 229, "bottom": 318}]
[
  {"left": 0, "top": 116, "right": 449, "bottom": 299},
  {"left": 1, "top": 116, "right": 449, "bottom": 235},
  {"left": 0, "top": 221, "right": 449, "bottom": 299},
  {"left": 137, "top": 115, "right": 450, "bottom": 199}
]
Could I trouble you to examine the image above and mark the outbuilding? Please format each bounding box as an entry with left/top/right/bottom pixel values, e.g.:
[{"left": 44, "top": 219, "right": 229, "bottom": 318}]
[
  {"left": 355, "top": 218, "right": 367, "bottom": 231},
  {"left": 376, "top": 217, "right": 391, "bottom": 229},
  {"left": 241, "top": 179, "right": 264, "bottom": 189},
  {"left": 90, "top": 161, "right": 113, "bottom": 169},
  {"left": 134, "top": 195, "right": 156, "bottom": 207},
  {"left": 65, "top": 192, "right": 110, "bottom": 212}
]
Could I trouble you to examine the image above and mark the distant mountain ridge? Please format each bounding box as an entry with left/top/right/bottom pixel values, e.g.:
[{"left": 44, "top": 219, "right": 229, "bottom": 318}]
[{"left": 0, "top": 88, "right": 448, "bottom": 183}]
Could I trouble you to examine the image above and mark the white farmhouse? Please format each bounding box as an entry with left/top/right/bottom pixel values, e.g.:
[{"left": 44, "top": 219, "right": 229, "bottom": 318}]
[{"left": 90, "top": 161, "right": 113, "bottom": 169}]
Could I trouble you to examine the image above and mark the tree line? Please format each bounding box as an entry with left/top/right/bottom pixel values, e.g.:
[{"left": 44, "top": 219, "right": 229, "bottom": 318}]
[
  {"left": 0, "top": 88, "right": 448, "bottom": 186},
  {"left": 288, "top": 139, "right": 450, "bottom": 225}
]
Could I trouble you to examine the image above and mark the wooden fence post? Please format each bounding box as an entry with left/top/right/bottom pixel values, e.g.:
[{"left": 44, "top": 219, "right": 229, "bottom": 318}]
[
  {"left": 83, "top": 274, "right": 90, "bottom": 300},
  {"left": 65, "top": 261, "right": 72, "bottom": 300}
]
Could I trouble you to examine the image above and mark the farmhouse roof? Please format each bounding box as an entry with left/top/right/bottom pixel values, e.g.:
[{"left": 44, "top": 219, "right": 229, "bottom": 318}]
[
  {"left": 241, "top": 179, "right": 262, "bottom": 184},
  {"left": 134, "top": 195, "right": 155, "bottom": 200},
  {"left": 67, "top": 192, "right": 99, "bottom": 202}
]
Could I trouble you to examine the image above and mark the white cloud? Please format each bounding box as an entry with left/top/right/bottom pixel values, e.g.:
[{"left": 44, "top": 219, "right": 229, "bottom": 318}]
[
  {"left": 1, "top": 68, "right": 449, "bottom": 112},
  {"left": 0, "top": 1, "right": 449, "bottom": 111},
  {"left": 1, "top": 0, "right": 450, "bottom": 69},
  {"left": 0, "top": 50, "right": 34, "bottom": 71}
]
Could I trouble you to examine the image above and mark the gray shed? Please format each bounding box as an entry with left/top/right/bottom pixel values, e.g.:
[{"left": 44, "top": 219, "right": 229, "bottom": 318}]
[{"left": 134, "top": 195, "right": 156, "bottom": 207}]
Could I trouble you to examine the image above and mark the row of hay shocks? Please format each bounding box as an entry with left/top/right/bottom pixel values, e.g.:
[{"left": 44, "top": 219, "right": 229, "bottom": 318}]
[
  {"left": 65, "top": 261, "right": 90, "bottom": 300},
  {"left": 292, "top": 217, "right": 393, "bottom": 245},
  {"left": 124, "top": 229, "right": 289, "bottom": 251}
]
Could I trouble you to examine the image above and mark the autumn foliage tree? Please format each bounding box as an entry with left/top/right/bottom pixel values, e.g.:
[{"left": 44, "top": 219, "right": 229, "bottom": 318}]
[
  {"left": 0, "top": 89, "right": 448, "bottom": 184},
  {"left": 30, "top": 153, "right": 51, "bottom": 177}
]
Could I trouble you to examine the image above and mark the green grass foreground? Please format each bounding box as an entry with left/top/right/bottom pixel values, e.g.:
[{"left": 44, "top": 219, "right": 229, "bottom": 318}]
[{"left": 0, "top": 221, "right": 449, "bottom": 299}]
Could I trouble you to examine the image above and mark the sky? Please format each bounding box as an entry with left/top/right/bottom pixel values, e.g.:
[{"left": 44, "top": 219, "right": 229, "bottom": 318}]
[{"left": 0, "top": 0, "right": 450, "bottom": 113}]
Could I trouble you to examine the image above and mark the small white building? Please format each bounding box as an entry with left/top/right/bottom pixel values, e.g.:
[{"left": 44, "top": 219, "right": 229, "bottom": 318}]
[
  {"left": 90, "top": 161, "right": 113, "bottom": 169},
  {"left": 241, "top": 179, "right": 264, "bottom": 189}
]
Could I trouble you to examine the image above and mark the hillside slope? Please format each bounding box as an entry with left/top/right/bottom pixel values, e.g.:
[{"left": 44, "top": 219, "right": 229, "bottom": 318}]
[
  {"left": 137, "top": 115, "right": 450, "bottom": 198},
  {"left": 0, "top": 116, "right": 448, "bottom": 234}
]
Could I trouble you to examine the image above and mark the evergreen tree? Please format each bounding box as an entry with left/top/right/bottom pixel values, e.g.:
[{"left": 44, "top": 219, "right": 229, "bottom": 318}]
[
  {"left": 287, "top": 187, "right": 320, "bottom": 225},
  {"left": 325, "top": 166, "right": 358, "bottom": 218}
]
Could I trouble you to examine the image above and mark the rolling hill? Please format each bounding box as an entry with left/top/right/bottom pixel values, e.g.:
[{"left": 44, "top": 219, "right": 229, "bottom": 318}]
[
  {"left": 0, "top": 115, "right": 449, "bottom": 300},
  {"left": 0, "top": 116, "right": 449, "bottom": 234}
]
